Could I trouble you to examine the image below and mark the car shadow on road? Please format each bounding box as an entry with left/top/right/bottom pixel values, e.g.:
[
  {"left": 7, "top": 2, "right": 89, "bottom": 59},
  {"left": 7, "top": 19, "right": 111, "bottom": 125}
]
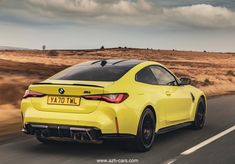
[{"left": 18, "top": 127, "right": 193, "bottom": 157}]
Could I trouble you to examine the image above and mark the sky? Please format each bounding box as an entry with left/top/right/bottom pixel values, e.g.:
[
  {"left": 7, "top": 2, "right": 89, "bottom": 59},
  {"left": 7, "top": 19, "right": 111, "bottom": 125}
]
[{"left": 0, "top": 0, "right": 235, "bottom": 52}]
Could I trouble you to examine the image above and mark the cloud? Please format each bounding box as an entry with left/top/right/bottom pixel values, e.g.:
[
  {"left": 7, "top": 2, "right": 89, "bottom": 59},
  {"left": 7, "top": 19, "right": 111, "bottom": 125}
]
[
  {"left": 28, "top": 0, "right": 99, "bottom": 13},
  {"left": 26, "top": 0, "right": 153, "bottom": 17},
  {"left": 111, "top": 0, "right": 152, "bottom": 14},
  {"left": 0, "top": 0, "right": 235, "bottom": 28},
  {"left": 163, "top": 4, "right": 235, "bottom": 28},
  {"left": 112, "top": 1, "right": 138, "bottom": 15},
  {"left": 23, "top": 0, "right": 156, "bottom": 25}
]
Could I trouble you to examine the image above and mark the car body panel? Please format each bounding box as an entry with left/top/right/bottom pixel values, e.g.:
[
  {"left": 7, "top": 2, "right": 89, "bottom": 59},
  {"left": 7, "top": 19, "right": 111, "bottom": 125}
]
[{"left": 21, "top": 60, "right": 206, "bottom": 136}]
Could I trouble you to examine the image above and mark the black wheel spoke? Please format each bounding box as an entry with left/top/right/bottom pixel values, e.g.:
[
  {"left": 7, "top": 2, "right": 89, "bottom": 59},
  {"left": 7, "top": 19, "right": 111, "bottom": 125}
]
[
  {"left": 142, "top": 114, "right": 154, "bottom": 146},
  {"left": 196, "top": 102, "right": 205, "bottom": 127}
]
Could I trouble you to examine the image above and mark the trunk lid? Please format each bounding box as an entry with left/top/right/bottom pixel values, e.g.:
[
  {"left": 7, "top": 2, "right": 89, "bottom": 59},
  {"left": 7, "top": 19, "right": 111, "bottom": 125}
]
[{"left": 29, "top": 80, "right": 113, "bottom": 114}]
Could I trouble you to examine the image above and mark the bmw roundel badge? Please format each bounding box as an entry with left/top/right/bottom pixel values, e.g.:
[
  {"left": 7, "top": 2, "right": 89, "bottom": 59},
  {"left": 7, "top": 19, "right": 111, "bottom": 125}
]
[{"left": 58, "top": 88, "right": 65, "bottom": 94}]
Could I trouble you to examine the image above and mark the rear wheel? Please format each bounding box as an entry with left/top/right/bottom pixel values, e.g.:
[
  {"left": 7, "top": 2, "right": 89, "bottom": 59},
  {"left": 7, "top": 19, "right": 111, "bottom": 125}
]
[
  {"left": 191, "top": 98, "right": 206, "bottom": 129},
  {"left": 127, "top": 108, "right": 156, "bottom": 152}
]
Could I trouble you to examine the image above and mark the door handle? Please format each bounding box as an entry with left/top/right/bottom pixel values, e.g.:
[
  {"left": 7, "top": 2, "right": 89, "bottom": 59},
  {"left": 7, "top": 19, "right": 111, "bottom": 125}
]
[{"left": 165, "top": 91, "right": 171, "bottom": 96}]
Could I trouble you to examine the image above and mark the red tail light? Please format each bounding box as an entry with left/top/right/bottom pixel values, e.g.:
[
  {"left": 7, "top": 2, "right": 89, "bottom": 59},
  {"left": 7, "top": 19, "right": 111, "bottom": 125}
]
[
  {"left": 83, "top": 93, "right": 129, "bottom": 103},
  {"left": 23, "top": 90, "right": 45, "bottom": 99}
]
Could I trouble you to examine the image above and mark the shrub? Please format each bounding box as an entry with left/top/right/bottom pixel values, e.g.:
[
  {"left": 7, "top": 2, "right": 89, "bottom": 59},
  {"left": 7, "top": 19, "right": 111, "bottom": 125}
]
[
  {"left": 203, "top": 78, "right": 213, "bottom": 86},
  {"left": 226, "top": 70, "right": 235, "bottom": 76},
  {"left": 48, "top": 50, "right": 58, "bottom": 56}
]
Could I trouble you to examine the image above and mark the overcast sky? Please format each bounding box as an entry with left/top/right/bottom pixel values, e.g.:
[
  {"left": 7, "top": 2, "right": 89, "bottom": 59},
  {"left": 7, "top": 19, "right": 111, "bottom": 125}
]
[{"left": 0, "top": 0, "right": 235, "bottom": 52}]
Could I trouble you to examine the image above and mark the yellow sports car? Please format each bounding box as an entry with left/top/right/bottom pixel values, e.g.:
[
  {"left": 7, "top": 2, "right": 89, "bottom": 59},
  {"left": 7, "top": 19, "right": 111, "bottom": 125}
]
[{"left": 21, "top": 59, "right": 206, "bottom": 152}]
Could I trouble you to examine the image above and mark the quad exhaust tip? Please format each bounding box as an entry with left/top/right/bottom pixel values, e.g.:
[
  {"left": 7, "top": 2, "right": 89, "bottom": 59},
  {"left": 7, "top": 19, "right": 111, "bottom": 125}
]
[{"left": 22, "top": 123, "right": 103, "bottom": 144}]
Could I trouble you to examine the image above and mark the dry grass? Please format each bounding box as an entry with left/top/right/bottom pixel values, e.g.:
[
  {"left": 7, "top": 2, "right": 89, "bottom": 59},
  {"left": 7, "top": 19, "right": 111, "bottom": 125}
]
[
  {"left": 0, "top": 104, "right": 21, "bottom": 139},
  {"left": 0, "top": 48, "right": 235, "bottom": 137}
]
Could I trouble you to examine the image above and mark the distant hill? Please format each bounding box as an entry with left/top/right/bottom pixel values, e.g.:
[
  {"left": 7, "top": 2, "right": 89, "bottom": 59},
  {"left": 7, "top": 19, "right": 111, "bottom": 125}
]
[{"left": 0, "top": 46, "right": 29, "bottom": 50}]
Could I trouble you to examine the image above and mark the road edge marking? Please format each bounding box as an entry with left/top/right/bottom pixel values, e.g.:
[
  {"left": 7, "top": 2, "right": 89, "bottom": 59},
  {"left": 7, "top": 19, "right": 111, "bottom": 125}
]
[{"left": 181, "top": 125, "right": 235, "bottom": 155}]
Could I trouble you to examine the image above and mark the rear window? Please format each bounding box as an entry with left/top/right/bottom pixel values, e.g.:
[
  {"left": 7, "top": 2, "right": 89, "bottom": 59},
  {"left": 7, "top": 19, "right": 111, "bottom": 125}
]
[{"left": 51, "top": 60, "right": 141, "bottom": 81}]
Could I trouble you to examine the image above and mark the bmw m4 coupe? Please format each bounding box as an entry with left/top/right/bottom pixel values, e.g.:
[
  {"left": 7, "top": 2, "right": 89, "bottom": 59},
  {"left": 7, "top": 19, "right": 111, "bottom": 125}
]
[{"left": 21, "top": 59, "right": 207, "bottom": 152}]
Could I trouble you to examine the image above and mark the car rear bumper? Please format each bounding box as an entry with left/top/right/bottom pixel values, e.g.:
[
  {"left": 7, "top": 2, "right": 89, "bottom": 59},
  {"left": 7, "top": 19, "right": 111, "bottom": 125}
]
[
  {"left": 21, "top": 98, "right": 140, "bottom": 135},
  {"left": 22, "top": 123, "right": 135, "bottom": 142}
]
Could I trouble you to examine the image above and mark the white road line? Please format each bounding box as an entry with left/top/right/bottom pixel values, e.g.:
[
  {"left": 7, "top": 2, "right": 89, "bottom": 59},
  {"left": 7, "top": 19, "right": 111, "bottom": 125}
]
[
  {"left": 166, "top": 159, "right": 177, "bottom": 164},
  {"left": 181, "top": 125, "right": 235, "bottom": 155}
]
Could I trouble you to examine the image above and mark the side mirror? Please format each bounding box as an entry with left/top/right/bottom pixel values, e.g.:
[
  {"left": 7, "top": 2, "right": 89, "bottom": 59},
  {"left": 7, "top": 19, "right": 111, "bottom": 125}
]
[{"left": 180, "top": 77, "right": 191, "bottom": 85}]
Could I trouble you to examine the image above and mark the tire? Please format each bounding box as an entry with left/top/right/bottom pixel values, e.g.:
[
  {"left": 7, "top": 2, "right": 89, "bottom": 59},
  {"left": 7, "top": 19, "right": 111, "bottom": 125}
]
[
  {"left": 127, "top": 108, "right": 156, "bottom": 152},
  {"left": 191, "top": 97, "right": 206, "bottom": 129}
]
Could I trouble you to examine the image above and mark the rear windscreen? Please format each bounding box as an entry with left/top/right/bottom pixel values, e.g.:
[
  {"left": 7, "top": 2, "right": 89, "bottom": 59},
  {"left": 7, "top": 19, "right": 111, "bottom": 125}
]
[{"left": 51, "top": 60, "right": 141, "bottom": 81}]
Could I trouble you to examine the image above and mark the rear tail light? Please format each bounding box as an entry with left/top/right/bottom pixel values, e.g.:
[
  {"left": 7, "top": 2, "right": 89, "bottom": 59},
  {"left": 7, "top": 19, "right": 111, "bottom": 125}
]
[
  {"left": 23, "top": 90, "right": 45, "bottom": 99},
  {"left": 83, "top": 93, "right": 129, "bottom": 103}
]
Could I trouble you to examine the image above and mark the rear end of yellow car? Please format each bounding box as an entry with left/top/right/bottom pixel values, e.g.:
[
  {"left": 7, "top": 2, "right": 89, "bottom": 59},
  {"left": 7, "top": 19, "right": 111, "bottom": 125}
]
[{"left": 21, "top": 60, "right": 143, "bottom": 143}]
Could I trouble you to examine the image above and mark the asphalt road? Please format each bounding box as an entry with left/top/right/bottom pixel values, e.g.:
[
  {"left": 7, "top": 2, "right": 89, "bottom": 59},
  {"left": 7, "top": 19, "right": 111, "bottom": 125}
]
[{"left": 0, "top": 95, "right": 235, "bottom": 164}]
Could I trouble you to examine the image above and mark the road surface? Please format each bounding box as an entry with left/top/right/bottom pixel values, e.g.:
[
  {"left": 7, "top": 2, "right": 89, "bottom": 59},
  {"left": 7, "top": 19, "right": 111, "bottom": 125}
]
[{"left": 0, "top": 95, "right": 234, "bottom": 164}]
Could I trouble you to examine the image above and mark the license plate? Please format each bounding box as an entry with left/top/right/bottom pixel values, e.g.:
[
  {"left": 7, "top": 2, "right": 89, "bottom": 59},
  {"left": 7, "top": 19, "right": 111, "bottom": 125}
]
[{"left": 47, "top": 96, "right": 80, "bottom": 106}]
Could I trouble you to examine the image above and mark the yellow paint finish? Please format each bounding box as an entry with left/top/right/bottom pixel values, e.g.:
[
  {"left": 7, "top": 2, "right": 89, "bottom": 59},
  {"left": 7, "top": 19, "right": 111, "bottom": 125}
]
[{"left": 21, "top": 61, "right": 206, "bottom": 135}]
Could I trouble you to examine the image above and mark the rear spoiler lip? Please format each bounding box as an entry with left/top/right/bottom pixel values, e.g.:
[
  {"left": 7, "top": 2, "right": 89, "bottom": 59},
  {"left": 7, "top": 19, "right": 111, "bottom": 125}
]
[{"left": 32, "top": 82, "right": 104, "bottom": 88}]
